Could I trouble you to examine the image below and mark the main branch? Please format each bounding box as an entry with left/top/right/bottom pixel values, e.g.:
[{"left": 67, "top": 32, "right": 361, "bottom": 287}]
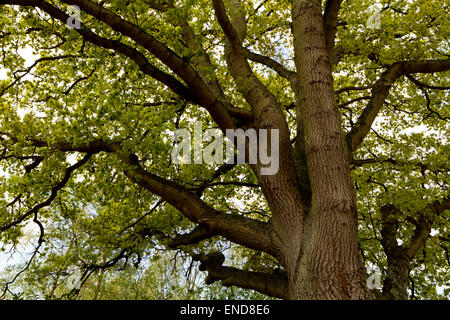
[{"left": 347, "top": 59, "right": 450, "bottom": 151}]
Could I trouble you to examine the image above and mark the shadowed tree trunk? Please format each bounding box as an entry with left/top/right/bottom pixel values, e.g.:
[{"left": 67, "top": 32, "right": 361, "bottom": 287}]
[{"left": 0, "top": 0, "right": 449, "bottom": 300}]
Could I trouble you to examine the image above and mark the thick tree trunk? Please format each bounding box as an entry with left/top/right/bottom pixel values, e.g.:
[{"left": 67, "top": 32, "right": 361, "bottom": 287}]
[
  {"left": 2, "top": 0, "right": 450, "bottom": 302},
  {"left": 286, "top": 0, "right": 372, "bottom": 299},
  {"left": 382, "top": 249, "right": 410, "bottom": 300}
]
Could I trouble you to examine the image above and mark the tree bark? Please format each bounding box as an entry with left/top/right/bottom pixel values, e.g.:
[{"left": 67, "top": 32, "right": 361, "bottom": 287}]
[{"left": 290, "top": 0, "right": 371, "bottom": 299}]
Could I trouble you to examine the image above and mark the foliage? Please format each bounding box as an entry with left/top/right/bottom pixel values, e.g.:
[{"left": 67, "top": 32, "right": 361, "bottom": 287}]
[{"left": 0, "top": 0, "right": 448, "bottom": 299}]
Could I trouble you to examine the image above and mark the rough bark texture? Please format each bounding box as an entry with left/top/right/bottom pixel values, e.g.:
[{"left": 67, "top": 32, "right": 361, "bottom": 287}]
[
  {"left": 290, "top": 0, "right": 370, "bottom": 299},
  {"left": 1, "top": 0, "right": 450, "bottom": 300}
]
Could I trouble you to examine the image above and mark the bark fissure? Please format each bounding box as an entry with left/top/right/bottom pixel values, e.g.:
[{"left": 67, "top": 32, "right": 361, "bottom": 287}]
[
  {"left": 380, "top": 200, "right": 450, "bottom": 299},
  {"left": 1, "top": 0, "right": 448, "bottom": 300},
  {"left": 291, "top": 0, "right": 371, "bottom": 299}
]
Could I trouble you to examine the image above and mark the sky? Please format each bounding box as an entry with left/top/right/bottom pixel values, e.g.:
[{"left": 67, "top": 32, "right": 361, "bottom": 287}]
[{"left": 0, "top": 7, "right": 447, "bottom": 297}]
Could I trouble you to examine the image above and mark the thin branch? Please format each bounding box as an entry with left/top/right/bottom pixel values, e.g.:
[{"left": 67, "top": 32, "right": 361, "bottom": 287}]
[
  {"left": 0, "top": 153, "right": 92, "bottom": 232},
  {"left": 335, "top": 85, "right": 373, "bottom": 95},
  {"left": 406, "top": 74, "right": 450, "bottom": 91},
  {"left": 63, "top": 68, "right": 95, "bottom": 95},
  {"left": 337, "top": 96, "right": 371, "bottom": 109},
  {"left": 0, "top": 212, "right": 45, "bottom": 299},
  {"left": 406, "top": 75, "right": 449, "bottom": 120},
  {"left": 58, "top": 0, "right": 236, "bottom": 130}
]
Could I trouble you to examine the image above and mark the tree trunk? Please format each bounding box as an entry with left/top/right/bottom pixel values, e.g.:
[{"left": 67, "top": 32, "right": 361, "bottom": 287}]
[
  {"left": 382, "top": 249, "right": 410, "bottom": 300},
  {"left": 2, "top": 0, "right": 450, "bottom": 302},
  {"left": 286, "top": 0, "right": 372, "bottom": 299}
]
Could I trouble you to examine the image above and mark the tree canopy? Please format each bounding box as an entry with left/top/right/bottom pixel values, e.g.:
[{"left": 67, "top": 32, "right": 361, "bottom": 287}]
[{"left": 0, "top": 0, "right": 449, "bottom": 300}]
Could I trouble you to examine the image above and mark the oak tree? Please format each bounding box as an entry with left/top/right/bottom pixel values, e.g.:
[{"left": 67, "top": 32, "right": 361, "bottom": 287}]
[{"left": 0, "top": 0, "right": 449, "bottom": 299}]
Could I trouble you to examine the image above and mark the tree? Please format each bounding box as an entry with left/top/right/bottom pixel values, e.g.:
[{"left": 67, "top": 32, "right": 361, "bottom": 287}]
[{"left": 0, "top": 0, "right": 448, "bottom": 300}]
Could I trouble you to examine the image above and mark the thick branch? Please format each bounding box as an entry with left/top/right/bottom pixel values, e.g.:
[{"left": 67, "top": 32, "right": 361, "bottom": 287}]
[
  {"left": 0, "top": 0, "right": 197, "bottom": 103},
  {"left": 213, "top": 0, "right": 305, "bottom": 259},
  {"left": 59, "top": 0, "right": 236, "bottom": 130},
  {"left": 168, "top": 225, "right": 214, "bottom": 248},
  {"left": 0, "top": 0, "right": 236, "bottom": 130},
  {"left": 194, "top": 252, "right": 288, "bottom": 299},
  {"left": 212, "top": 0, "right": 286, "bottom": 121},
  {"left": 2, "top": 134, "right": 281, "bottom": 258},
  {"left": 380, "top": 204, "right": 402, "bottom": 255},
  {"left": 380, "top": 198, "right": 450, "bottom": 299},
  {"left": 145, "top": 0, "right": 233, "bottom": 108},
  {"left": 108, "top": 142, "right": 281, "bottom": 259},
  {"left": 65, "top": 139, "right": 280, "bottom": 257},
  {"left": 0, "top": 153, "right": 92, "bottom": 231},
  {"left": 407, "top": 198, "right": 450, "bottom": 258},
  {"left": 244, "top": 48, "right": 296, "bottom": 83}
]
